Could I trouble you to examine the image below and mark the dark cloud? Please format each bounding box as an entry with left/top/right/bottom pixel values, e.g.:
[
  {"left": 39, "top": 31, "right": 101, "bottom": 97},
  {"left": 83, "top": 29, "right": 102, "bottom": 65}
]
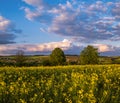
[
  {"left": 0, "top": 32, "right": 16, "bottom": 44},
  {"left": 100, "top": 47, "right": 120, "bottom": 56},
  {"left": 64, "top": 45, "right": 84, "bottom": 55},
  {"left": 0, "top": 15, "right": 22, "bottom": 44}
]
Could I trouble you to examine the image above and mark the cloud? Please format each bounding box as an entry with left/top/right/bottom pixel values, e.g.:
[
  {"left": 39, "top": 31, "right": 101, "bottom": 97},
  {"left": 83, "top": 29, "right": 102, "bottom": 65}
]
[
  {"left": 0, "top": 39, "right": 119, "bottom": 56},
  {"left": 23, "top": 8, "right": 40, "bottom": 21},
  {"left": 22, "top": 0, "right": 53, "bottom": 24},
  {"left": 0, "top": 16, "right": 22, "bottom": 33},
  {"left": 21, "top": 0, "right": 120, "bottom": 56},
  {"left": 22, "top": 0, "right": 120, "bottom": 43},
  {"left": 100, "top": 46, "right": 120, "bottom": 56},
  {"left": 40, "top": 28, "right": 47, "bottom": 33},
  {"left": 0, "top": 32, "right": 16, "bottom": 44},
  {"left": 0, "top": 16, "right": 11, "bottom": 31},
  {"left": 93, "top": 44, "right": 114, "bottom": 52},
  {"left": 48, "top": 1, "right": 120, "bottom": 42},
  {"left": 22, "top": 0, "right": 44, "bottom": 7},
  {"left": 23, "top": 7, "right": 52, "bottom": 24},
  {"left": 88, "top": 1, "right": 107, "bottom": 12},
  {"left": 26, "top": 39, "right": 72, "bottom": 52},
  {"left": 0, "top": 15, "right": 22, "bottom": 44},
  {"left": 112, "top": 2, "right": 120, "bottom": 16},
  {"left": 0, "top": 39, "right": 72, "bottom": 55}
]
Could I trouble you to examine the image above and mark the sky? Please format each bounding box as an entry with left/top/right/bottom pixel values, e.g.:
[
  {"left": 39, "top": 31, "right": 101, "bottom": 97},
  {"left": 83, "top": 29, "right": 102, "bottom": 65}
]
[{"left": 0, "top": 0, "right": 120, "bottom": 56}]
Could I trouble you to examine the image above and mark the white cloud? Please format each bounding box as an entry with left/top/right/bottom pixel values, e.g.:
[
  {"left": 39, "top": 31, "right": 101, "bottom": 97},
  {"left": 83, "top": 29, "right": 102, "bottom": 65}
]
[
  {"left": 0, "top": 15, "right": 22, "bottom": 33},
  {"left": 26, "top": 39, "right": 71, "bottom": 52},
  {"left": 0, "top": 16, "right": 11, "bottom": 31},
  {"left": 93, "top": 44, "right": 113, "bottom": 52},
  {"left": 24, "top": 7, "right": 40, "bottom": 21},
  {"left": 112, "top": 2, "right": 120, "bottom": 15},
  {"left": 0, "top": 39, "right": 72, "bottom": 55},
  {"left": 0, "top": 40, "right": 119, "bottom": 56},
  {"left": 88, "top": 1, "right": 107, "bottom": 12},
  {"left": 0, "top": 15, "right": 22, "bottom": 44},
  {"left": 40, "top": 28, "right": 47, "bottom": 32},
  {"left": 22, "top": 0, "right": 44, "bottom": 8}
]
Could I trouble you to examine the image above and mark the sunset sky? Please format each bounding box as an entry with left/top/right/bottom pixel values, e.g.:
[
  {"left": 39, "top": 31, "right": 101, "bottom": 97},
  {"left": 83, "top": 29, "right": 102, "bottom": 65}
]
[{"left": 0, "top": 0, "right": 120, "bottom": 56}]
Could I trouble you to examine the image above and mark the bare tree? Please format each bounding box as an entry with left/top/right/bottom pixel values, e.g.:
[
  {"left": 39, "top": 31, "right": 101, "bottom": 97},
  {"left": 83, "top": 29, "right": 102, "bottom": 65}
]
[{"left": 15, "top": 50, "right": 26, "bottom": 66}]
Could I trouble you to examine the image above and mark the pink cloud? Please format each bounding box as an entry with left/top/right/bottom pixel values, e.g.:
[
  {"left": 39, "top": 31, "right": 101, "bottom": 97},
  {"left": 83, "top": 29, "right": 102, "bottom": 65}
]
[{"left": 93, "top": 44, "right": 113, "bottom": 52}]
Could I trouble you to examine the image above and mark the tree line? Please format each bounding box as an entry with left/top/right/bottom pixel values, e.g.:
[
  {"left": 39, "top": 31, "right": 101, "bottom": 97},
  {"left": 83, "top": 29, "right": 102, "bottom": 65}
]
[
  {"left": 0, "top": 45, "right": 99, "bottom": 66},
  {"left": 0, "top": 45, "right": 120, "bottom": 67}
]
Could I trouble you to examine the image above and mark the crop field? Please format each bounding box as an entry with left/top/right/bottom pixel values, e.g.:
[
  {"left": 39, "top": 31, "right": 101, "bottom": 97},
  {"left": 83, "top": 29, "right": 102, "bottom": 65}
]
[{"left": 0, "top": 65, "right": 120, "bottom": 103}]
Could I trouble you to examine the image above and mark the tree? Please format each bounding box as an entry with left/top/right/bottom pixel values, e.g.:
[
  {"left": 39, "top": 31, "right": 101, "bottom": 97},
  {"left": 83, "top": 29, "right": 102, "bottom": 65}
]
[
  {"left": 50, "top": 48, "right": 66, "bottom": 65},
  {"left": 15, "top": 50, "right": 27, "bottom": 66},
  {"left": 79, "top": 45, "right": 99, "bottom": 64}
]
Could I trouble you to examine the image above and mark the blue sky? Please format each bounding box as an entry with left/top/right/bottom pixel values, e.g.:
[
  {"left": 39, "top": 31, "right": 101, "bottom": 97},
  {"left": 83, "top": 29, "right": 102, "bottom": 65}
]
[{"left": 0, "top": 0, "right": 120, "bottom": 55}]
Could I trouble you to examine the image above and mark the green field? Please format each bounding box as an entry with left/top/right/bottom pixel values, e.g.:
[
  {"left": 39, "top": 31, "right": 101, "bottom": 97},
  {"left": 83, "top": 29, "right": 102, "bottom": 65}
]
[
  {"left": 0, "top": 65, "right": 120, "bottom": 103},
  {"left": 0, "top": 55, "right": 120, "bottom": 67}
]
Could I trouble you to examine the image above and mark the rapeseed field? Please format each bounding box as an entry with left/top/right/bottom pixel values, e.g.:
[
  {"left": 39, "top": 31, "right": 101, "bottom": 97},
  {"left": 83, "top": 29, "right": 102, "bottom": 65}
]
[{"left": 0, "top": 65, "right": 120, "bottom": 103}]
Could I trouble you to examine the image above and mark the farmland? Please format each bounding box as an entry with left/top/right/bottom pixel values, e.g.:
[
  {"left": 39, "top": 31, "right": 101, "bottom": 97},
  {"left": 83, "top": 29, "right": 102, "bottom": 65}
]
[
  {"left": 0, "top": 65, "right": 120, "bottom": 103},
  {"left": 0, "top": 55, "right": 120, "bottom": 67}
]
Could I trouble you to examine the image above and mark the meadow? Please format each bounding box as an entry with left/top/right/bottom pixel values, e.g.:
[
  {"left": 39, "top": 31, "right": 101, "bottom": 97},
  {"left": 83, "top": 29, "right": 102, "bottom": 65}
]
[{"left": 0, "top": 65, "right": 120, "bottom": 103}]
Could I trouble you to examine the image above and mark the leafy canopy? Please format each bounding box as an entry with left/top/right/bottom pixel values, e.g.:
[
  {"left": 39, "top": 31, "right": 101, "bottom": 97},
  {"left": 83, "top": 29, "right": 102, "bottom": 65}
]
[
  {"left": 50, "top": 48, "right": 66, "bottom": 65},
  {"left": 79, "top": 45, "right": 99, "bottom": 64}
]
